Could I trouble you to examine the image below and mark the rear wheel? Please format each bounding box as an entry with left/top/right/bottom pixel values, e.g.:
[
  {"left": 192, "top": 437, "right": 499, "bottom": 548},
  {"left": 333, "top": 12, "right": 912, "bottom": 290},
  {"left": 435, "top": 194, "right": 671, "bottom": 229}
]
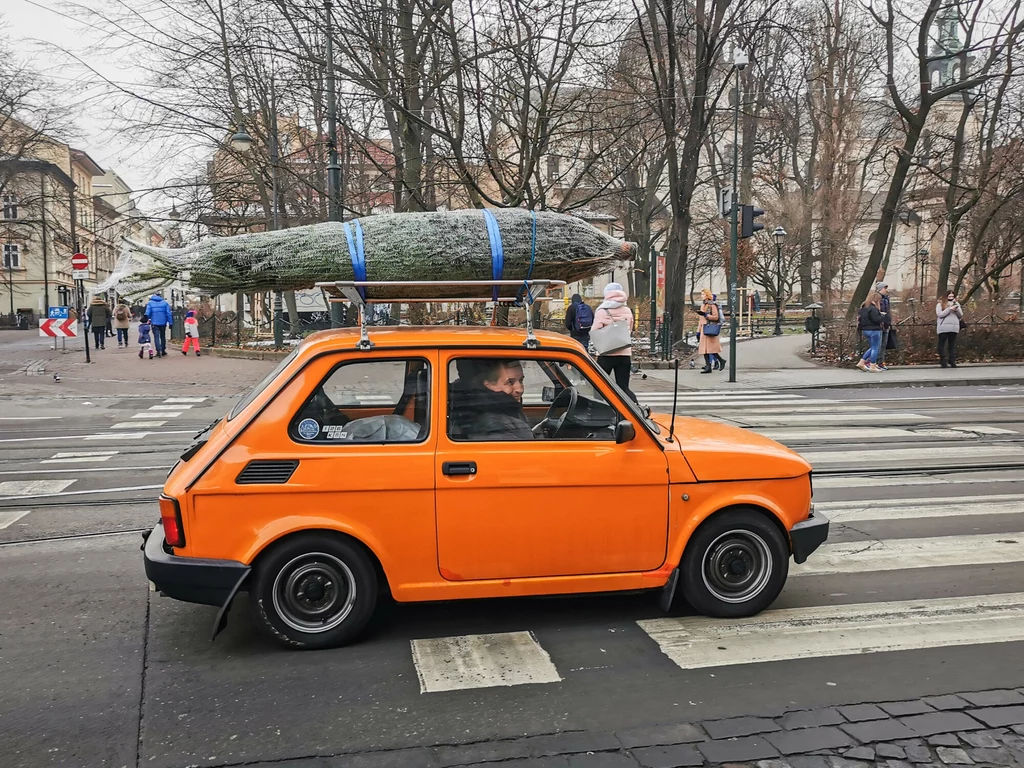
[
  {"left": 250, "top": 533, "right": 378, "bottom": 649},
  {"left": 680, "top": 510, "right": 788, "bottom": 618}
]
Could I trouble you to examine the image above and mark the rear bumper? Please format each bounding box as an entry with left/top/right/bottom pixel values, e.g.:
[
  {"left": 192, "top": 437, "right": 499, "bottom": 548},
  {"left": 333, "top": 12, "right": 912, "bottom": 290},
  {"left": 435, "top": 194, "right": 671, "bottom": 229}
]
[
  {"left": 790, "top": 508, "right": 830, "bottom": 564},
  {"left": 142, "top": 523, "right": 250, "bottom": 607}
]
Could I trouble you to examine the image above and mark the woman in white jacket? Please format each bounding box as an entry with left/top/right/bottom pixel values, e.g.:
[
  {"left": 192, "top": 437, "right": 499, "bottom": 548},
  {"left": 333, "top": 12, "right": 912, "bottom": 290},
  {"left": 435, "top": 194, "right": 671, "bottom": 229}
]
[
  {"left": 591, "top": 282, "right": 637, "bottom": 402},
  {"left": 936, "top": 290, "right": 963, "bottom": 368}
]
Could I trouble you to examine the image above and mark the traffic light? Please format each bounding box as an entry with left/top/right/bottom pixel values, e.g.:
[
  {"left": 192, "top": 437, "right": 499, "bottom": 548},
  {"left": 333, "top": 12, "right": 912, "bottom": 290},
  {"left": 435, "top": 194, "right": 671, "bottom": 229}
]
[{"left": 741, "top": 205, "right": 765, "bottom": 238}]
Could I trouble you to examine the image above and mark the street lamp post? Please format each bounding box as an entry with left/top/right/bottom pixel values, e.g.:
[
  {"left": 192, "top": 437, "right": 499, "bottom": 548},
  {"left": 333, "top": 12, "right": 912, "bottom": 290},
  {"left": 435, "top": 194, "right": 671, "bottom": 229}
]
[
  {"left": 918, "top": 248, "right": 929, "bottom": 303},
  {"left": 325, "top": 0, "right": 346, "bottom": 329},
  {"left": 728, "top": 48, "right": 748, "bottom": 383},
  {"left": 773, "top": 226, "right": 787, "bottom": 336}
]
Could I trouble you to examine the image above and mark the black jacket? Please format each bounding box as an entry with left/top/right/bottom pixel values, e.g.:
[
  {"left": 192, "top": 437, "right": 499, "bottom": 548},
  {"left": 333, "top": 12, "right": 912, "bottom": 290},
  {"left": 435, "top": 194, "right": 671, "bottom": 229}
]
[
  {"left": 450, "top": 384, "right": 533, "bottom": 441},
  {"left": 858, "top": 305, "right": 884, "bottom": 332}
]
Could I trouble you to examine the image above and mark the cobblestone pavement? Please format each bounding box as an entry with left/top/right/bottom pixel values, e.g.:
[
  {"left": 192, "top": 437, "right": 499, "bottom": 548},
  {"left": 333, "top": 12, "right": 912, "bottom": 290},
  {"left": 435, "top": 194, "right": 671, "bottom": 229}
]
[{"left": 232, "top": 689, "right": 1024, "bottom": 767}]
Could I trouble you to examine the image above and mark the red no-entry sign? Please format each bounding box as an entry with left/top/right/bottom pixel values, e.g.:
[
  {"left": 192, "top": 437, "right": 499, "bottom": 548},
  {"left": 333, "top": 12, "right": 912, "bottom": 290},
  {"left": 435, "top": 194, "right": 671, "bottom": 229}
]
[{"left": 71, "top": 252, "right": 88, "bottom": 270}]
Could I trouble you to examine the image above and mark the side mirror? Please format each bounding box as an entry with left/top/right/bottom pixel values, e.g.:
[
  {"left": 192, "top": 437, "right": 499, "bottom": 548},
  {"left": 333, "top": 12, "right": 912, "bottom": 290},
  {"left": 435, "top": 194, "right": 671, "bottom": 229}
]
[
  {"left": 614, "top": 419, "right": 635, "bottom": 444},
  {"left": 542, "top": 385, "right": 556, "bottom": 403}
]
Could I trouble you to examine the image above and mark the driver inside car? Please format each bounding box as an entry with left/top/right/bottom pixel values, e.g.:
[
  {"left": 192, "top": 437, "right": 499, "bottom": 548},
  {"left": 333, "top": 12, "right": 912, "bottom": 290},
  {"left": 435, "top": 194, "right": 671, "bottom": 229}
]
[{"left": 451, "top": 359, "right": 533, "bottom": 441}]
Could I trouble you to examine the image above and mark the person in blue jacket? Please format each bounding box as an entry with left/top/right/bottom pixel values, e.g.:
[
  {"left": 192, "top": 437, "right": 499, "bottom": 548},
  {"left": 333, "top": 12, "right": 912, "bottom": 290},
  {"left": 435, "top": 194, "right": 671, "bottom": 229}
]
[{"left": 145, "top": 292, "right": 173, "bottom": 357}]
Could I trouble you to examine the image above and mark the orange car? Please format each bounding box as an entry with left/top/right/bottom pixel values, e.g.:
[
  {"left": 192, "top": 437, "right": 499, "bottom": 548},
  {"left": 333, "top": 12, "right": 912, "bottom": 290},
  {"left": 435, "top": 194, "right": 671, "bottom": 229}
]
[{"left": 143, "top": 326, "right": 828, "bottom": 649}]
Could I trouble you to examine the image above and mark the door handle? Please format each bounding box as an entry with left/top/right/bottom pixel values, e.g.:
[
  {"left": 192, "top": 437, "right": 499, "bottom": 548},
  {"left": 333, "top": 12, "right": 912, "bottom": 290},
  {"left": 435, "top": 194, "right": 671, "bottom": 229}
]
[{"left": 442, "top": 461, "right": 477, "bottom": 476}]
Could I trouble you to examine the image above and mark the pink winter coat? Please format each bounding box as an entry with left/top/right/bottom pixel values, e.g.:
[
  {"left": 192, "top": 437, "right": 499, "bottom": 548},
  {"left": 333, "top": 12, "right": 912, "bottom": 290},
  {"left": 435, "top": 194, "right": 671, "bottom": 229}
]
[{"left": 591, "top": 291, "right": 634, "bottom": 356}]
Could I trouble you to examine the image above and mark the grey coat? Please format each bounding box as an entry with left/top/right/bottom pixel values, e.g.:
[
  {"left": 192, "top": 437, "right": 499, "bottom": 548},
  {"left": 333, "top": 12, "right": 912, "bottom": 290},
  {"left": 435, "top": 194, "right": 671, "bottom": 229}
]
[{"left": 936, "top": 302, "right": 963, "bottom": 334}]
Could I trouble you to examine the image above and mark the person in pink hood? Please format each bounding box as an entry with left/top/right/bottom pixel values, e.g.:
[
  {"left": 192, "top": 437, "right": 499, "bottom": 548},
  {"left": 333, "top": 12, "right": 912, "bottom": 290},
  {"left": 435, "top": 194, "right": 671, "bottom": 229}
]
[{"left": 591, "top": 282, "right": 637, "bottom": 402}]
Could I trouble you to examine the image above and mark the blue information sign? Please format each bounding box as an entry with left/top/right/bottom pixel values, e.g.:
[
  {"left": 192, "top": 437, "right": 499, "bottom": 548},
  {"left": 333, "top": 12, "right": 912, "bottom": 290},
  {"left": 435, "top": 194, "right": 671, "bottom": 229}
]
[{"left": 48, "top": 306, "right": 69, "bottom": 319}]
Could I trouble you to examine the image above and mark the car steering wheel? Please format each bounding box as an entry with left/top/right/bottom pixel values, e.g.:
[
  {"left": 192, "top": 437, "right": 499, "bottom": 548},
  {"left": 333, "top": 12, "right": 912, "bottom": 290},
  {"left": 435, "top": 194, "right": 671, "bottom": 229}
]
[{"left": 532, "top": 386, "right": 579, "bottom": 438}]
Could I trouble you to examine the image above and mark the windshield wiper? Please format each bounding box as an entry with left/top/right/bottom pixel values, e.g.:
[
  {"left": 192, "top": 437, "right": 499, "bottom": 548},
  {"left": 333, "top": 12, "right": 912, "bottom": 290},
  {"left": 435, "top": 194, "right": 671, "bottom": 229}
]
[{"left": 180, "top": 419, "right": 220, "bottom": 461}]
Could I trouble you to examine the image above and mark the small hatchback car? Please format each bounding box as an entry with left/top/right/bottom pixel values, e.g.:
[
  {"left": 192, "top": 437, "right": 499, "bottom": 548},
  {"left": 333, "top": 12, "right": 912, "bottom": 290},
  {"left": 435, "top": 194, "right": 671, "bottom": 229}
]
[{"left": 144, "top": 325, "right": 828, "bottom": 649}]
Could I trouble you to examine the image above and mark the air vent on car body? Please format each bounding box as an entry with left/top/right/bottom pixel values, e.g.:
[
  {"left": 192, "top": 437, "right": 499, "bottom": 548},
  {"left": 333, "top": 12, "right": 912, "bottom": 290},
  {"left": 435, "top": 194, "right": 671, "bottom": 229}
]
[{"left": 236, "top": 460, "right": 299, "bottom": 485}]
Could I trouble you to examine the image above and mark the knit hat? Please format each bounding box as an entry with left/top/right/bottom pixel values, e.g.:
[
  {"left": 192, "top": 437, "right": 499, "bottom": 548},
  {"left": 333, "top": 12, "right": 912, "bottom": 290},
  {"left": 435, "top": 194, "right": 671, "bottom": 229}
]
[
  {"left": 603, "top": 282, "right": 624, "bottom": 297},
  {"left": 876, "top": 281, "right": 888, "bottom": 291},
  {"left": 186, "top": 310, "right": 195, "bottom": 318}
]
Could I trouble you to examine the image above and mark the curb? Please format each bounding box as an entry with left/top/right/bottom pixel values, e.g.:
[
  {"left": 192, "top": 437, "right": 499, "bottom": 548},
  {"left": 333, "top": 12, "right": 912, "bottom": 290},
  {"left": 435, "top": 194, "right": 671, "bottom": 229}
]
[
  {"left": 791, "top": 376, "right": 1024, "bottom": 390},
  {"left": 209, "top": 347, "right": 291, "bottom": 361}
]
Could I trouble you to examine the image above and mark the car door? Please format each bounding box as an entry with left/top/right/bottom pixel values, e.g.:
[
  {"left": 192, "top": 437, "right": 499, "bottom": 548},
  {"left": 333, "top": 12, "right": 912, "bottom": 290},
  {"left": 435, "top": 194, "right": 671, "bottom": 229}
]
[{"left": 434, "top": 351, "right": 669, "bottom": 581}]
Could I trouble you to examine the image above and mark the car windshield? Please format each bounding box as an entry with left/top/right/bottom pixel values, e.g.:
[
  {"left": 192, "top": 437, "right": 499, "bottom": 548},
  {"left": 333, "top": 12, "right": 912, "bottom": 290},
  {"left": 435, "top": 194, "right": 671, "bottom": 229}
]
[
  {"left": 228, "top": 348, "right": 299, "bottom": 420},
  {"left": 590, "top": 362, "right": 661, "bottom": 434}
]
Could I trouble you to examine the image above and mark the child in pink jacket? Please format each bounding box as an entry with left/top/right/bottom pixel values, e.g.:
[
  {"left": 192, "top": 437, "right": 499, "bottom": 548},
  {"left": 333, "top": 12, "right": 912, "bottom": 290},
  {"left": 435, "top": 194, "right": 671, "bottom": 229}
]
[
  {"left": 182, "top": 310, "right": 201, "bottom": 356},
  {"left": 591, "top": 282, "right": 636, "bottom": 402}
]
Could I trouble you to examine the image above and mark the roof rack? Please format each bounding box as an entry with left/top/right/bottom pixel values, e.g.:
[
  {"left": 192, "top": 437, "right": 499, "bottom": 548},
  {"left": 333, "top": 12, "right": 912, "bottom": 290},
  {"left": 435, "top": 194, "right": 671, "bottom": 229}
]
[{"left": 315, "top": 279, "right": 567, "bottom": 351}]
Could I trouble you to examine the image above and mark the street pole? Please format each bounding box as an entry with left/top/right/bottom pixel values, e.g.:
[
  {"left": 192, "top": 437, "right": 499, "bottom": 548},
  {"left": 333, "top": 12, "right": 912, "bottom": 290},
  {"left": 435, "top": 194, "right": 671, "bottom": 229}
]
[
  {"left": 325, "top": 0, "right": 345, "bottom": 329},
  {"left": 728, "top": 50, "right": 747, "bottom": 383},
  {"left": 270, "top": 72, "right": 284, "bottom": 350},
  {"left": 774, "top": 239, "right": 783, "bottom": 336},
  {"left": 7, "top": 257, "right": 12, "bottom": 324},
  {"left": 649, "top": 248, "right": 657, "bottom": 355}
]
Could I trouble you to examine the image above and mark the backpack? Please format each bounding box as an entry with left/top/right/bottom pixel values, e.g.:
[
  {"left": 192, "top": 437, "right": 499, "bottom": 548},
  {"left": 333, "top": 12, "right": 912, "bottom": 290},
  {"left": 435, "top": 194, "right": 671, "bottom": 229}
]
[
  {"left": 573, "top": 302, "right": 594, "bottom": 332},
  {"left": 115, "top": 305, "right": 130, "bottom": 321}
]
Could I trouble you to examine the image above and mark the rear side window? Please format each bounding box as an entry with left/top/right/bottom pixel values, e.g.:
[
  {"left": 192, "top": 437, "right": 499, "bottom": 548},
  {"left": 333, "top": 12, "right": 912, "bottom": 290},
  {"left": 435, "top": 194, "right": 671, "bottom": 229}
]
[
  {"left": 228, "top": 348, "right": 299, "bottom": 420},
  {"left": 290, "top": 358, "right": 430, "bottom": 443}
]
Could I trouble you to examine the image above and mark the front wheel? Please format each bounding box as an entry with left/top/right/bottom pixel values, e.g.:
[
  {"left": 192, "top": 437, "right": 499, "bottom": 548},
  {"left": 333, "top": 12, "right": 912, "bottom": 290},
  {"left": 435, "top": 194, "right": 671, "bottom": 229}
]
[
  {"left": 250, "top": 534, "right": 378, "bottom": 649},
  {"left": 679, "top": 510, "right": 789, "bottom": 618}
]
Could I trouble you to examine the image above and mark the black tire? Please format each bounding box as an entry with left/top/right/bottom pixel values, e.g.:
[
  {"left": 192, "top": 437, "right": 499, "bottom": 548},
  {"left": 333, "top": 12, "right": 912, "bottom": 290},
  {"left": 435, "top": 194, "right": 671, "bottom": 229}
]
[
  {"left": 249, "top": 533, "right": 378, "bottom": 649},
  {"left": 679, "top": 509, "right": 789, "bottom": 618}
]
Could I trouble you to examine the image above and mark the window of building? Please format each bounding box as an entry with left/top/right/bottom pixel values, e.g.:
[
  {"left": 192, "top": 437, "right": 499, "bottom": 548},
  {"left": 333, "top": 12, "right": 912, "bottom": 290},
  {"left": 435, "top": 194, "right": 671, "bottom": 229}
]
[
  {"left": 3, "top": 244, "right": 20, "bottom": 269},
  {"left": 290, "top": 358, "right": 430, "bottom": 443},
  {"left": 1, "top": 195, "right": 18, "bottom": 220}
]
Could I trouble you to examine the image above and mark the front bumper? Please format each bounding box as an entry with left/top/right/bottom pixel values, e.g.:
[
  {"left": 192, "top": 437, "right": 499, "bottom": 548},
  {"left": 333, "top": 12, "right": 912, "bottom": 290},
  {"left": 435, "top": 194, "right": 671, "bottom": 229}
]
[
  {"left": 142, "top": 523, "right": 250, "bottom": 607},
  {"left": 790, "top": 508, "right": 830, "bottom": 564}
]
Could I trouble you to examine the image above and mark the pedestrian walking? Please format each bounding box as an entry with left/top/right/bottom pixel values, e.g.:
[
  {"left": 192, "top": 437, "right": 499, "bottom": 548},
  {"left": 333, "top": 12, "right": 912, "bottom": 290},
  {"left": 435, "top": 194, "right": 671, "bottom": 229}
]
[
  {"left": 137, "top": 315, "right": 155, "bottom": 359},
  {"left": 936, "top": 290, "right": 964, "bottom": 368},
  {"left": 182, "top": 310, "right": 202, "bottom": 356},
  {"left": 145, "top": 292, "right": 173, "bottom": 357},
  {"left": 590, "top": 282, "right": 637, "bottom": 402},
  {"left": 856, "top": 292, "right": 885, "bottom": 372},
  {"left": 696, "top": 289, "right": 723, "bottom": 373},
  {"left": 564, "top": 293, "right": 594, "bottom": 349},
  {"left": 86, "top": 297, "right": 110, "bottom": 350},
  {"left": 113, "top": 300, "right": 132, "bottom": 348},
  {"left": 876, "top": 282, "right": 893, "bottom": 370}
]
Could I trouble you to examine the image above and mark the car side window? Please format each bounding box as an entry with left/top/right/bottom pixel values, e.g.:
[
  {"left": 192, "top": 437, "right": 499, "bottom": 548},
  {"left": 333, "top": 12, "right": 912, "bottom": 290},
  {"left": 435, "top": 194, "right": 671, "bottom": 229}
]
[
  {"left": 447, "top": 357, "right": 619, "bottom": 442},
  {"left": 290, "top": 358, "right": 430, "bottom": 443}
]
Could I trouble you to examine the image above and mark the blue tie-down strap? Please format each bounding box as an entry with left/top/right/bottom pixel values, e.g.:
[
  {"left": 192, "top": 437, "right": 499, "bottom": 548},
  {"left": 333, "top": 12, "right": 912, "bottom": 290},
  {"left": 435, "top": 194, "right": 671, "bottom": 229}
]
[
  {"left": 515, "top": 210, "right": 538, "bottom": 306},
  {"left": 483, "top": 209, "right": 504, "bottom": 302},
  {"left": 344, "top": 220, "right": 367, "bottom": 299}
]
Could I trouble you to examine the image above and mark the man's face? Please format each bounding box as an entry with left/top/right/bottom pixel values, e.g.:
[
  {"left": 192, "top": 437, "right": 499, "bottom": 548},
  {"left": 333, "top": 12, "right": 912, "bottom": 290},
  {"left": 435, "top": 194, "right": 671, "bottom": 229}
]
[
  {"left": 880, "top": 286, "right": 889, "bottom": 295},
  {"left": 484, "top": 362, "right": 526, "bottom": 403}
]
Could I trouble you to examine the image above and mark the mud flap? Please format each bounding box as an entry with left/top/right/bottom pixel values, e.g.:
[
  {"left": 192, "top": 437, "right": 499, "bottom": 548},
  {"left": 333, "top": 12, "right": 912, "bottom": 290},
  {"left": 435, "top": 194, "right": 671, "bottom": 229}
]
[
  {"left": 210, "top": 570, "right": 250, "bottom": 641},
  {"left": 658, "top": 567, "right": 680, "bottom": 613}
]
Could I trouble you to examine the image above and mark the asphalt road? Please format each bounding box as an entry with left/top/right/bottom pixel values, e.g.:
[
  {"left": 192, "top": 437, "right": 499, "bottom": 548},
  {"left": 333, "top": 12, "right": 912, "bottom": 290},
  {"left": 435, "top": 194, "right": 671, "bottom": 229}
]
[{"left": 2, "top": 385, "right": 1024, "bottom": 767}]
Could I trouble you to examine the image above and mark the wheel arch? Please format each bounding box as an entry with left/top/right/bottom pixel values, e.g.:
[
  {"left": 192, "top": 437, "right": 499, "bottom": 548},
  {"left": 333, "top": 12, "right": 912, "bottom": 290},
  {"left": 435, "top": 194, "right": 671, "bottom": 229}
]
[{"left": 678, "top": 502, "right": 791, "bottom": 567}]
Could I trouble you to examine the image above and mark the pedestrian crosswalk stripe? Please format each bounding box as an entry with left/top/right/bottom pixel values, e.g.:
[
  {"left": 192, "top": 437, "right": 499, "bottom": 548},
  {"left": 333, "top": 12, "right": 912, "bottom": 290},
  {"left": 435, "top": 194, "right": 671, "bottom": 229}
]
[
  {"left": 0, "top": 479, "right": 76, "bottom": 496},
  {"left": 637, "top": 593, "right": 1024, "bottom": 670},
  {"left": 737, "top": 412, "right": 930, "bottom": 425},
  {"left": 949, "top": 425, "right": 1018, "bottom": 435},
  {"left": 410, "top": 631, "right": 561, "bottom": 693},
  {"left": 642, "top": 398, "right": 844, "bottom": 409},
  {"left": 149, "top": 404, "right": 194, "bottom": 411},
  {"left": 819, "top": 495, "right": 1024, "bottom": 523},
  {"left": 0, "top": 510, "right": 31, "bottom": 530},
  {"left": 111, "top": 421, "right": 166, "bottom": 429},
  {"left": 758, "top": 427, "right": 915, "bottom": 441},
  {"left": 792, "top": 532, "right": 1024, "bottom": 575},
  {"left": 132, "top": 412, "right": 182, "bottom": 419},
  {"left": 164, "top": 397, "right": 207, "bottom": 403},
  {"left": 41, "top": 451, "right": 118, "bottom": 464},
  {"left": 816, "top": 473, "right": 1024, "bottom": 489},
  {"left": 801, "top": 444, "right": 1024, "bottom": 465}
]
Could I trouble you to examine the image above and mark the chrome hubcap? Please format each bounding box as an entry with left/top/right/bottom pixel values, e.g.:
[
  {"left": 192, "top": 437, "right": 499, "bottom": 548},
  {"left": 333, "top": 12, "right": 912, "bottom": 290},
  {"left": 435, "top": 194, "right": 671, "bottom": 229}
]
[
  {"left": 701, "top": 530, "right": 773, "bottom": 604},
  {"left": 272, "top": 553, "right": 356, "bottom": 633}
]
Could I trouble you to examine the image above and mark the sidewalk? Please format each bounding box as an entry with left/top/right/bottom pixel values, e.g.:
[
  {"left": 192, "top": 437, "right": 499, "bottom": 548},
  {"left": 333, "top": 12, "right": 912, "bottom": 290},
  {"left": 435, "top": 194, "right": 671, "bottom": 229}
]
[
  {"left": 0, "top": 331, "right": 276, "bottom": 397},
  {"left": 641, "top": 333, "right": 1024, "bottom": 390}
]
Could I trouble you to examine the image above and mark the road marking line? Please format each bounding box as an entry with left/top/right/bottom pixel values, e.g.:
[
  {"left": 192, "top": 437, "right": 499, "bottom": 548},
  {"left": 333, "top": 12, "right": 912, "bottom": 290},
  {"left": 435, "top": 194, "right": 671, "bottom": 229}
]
[
  {"left": 42, "top": 451, "right": 118, "bottom": 464},
  {"left": 794, "top": 532, "right": 1024, "bottom": 575},
  {"left": 111, "top": 422, "right": 166, "bottom": 429},
  {"left": 149, "top": 404, "right": 194, "bottom": 411},
  {"left": 759, "top": 427, "right": 915, "bottom": 441},
  {"left": 0, "top": 465, "right": 167, "bottom": 476},
  {"left": 802, "top": 445, "right": 1024, "bottom": 464},
  {"left": 820, "top": 496, "right": 1024, "bottom": 522},
  {"left": 0, "top": 431, "right": 194, "bottom": 444},
  {"left": 0, "top": 479, "right": 76, "bottom": 496},
  {"left": 164, "top": 397, "right": 207, "bottom": 403},
  {"left": 816, "top": 474, "right": 1024, "bottom": 489},
  {"left": 410, "top": 631, "right": 562, "bottom": 693},
  {"left": 0, "top": 510, "right": 31, "bottom": 529},
  {"left": 0, "top": 417, "right": 61, "bottom": 420},
  {"left": 132, "top": 412, "right": 182, "bottom": 419},
  {"left": 85, "top": 433, "right": 151, "bottom": 441},
  {"left": 637, "top": 593, "right": 1024, "bottom": 670},
  {"left": 0, "top": 483, "right": 162, "bottom": 502},
  {"left": 736, "top": 413, "right": 930, "bottom": 425},
  {"left": 950, "top": 425, "right": 1018, "bottom": 435}
]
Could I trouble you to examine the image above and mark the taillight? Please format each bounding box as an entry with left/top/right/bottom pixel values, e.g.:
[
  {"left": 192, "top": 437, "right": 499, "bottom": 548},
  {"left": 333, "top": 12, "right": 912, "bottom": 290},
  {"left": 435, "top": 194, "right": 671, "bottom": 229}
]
[{"left": 159, "top": 495, "right": 185, "bottom": 548}]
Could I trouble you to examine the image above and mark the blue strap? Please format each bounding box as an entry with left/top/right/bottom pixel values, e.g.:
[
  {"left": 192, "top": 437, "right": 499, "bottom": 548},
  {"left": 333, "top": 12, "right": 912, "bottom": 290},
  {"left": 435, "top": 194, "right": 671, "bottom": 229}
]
[
  {"left": 483, "top": 209, "right": 504, "bottom": 301},
  {"left": 344, "top": 220, "right": 367, "bottom": 299}
]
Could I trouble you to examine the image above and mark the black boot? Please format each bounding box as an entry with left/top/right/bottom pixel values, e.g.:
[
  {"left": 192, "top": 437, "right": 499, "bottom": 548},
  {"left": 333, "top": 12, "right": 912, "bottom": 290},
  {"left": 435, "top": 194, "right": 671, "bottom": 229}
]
[{"left": 700, "top": 354, "right": 712, "bottom": 373}]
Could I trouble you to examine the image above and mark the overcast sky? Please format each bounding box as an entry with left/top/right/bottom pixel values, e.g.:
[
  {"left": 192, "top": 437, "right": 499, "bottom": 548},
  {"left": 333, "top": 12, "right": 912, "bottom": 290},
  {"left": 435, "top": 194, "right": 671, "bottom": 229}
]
[{"left": 5, "top": 0, "right": 152, "bottom": 198}]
